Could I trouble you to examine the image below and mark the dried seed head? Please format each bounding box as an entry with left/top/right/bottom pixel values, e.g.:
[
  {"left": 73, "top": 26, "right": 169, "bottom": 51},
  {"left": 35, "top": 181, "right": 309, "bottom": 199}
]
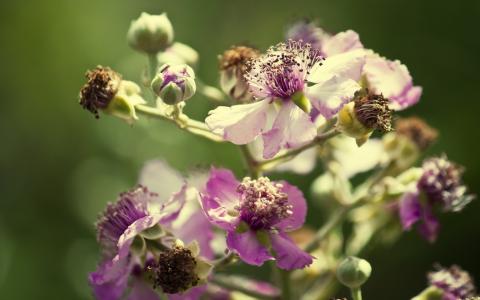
[
  {"left": 354, "top": 90, "right": 392, "bottom": 132},
  {"left": 79, "top": 66, "right": 121, "bottom": 118},
  {"left": 219, "top": 46, "right": 260, "bottom": 71},
  {"left": 152, "top": 246, "right": 199, "bottom": 294},
  {"left": 395, "top": 117, "right": 438, "bottom": 151}
]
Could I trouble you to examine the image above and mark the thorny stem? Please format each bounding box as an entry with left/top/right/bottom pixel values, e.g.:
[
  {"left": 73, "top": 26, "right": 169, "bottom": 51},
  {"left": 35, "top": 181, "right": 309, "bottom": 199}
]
[
  {"left": 135, "top": 104, "right": 224, "bottom": 142},
  {"left": 211, "top": 276, "right": 279, "bottom": 300}
]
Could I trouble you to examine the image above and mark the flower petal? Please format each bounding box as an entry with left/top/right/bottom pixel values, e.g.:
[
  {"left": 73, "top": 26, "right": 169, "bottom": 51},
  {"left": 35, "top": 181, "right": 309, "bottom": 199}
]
[
  {"left": 418, "top": 205, "right": 440, "bottom": 243},
  {"left": 308, "top": 49, "right": 366, "bottom": 83},
  {"left": 322, "top": 30, "right": 363, "bottom": 56},
  {"left": 399, "top": 191, "right": 422, "bottom": 230},
  {"left": 158, "top": 184, "right": 187, "bottom": 225},
  {"left": 127, "top": 279, "right": 160, "bottom": 300},
  {"left": 138, "top": 160, "right": 184, "bottom": 203},
  {"left": 200, "top": 168, "right": 241, "bottom": 231},
  {"left": 270, "top": 232, "right": 313, "bottom": 270},
  {"left": 307, "top": 75, "right": 360, "bottom": 119},
  {"left": 226, "top": 230, "right": 274, "bottom": 266},
  {"left": 89, "top": 259, "right": 131, "bottom": 300},
  {"left": 364, "top": 54, "right": 422, "bottom": 110},
  {"left": 172, "top": 210, "right": 215, "bottom": 259},
  {"left": 276, "top": 182, "right": 307, "bottom": 231},
  {"left": 205, "top": 100, "right": 270, "bottom": 144},
  {"left": 262, "top": 101, "right": 317, "bottom": 159}
]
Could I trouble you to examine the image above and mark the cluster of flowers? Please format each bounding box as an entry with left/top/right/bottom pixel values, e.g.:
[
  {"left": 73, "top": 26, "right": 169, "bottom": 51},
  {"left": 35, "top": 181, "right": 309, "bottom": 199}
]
[{"left": 79, "top": 12, "right": 476, "bottom": 300}]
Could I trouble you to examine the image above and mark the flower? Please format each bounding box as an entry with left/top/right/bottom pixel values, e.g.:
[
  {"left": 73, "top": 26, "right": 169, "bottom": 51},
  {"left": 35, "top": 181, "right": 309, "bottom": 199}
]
[
  {"left": 398, "top": 156, "right": 475, "bottom": 242},
  {"left": 200, "top": 168, "right": 313, "bottom": 270},
  {"left": 219, "top": 45, "right": 260, "bottom": 102},
  {"left": 206, "top": 40, "right": 365, "bottom": 158},
  {"left": 79, "top": 66, "right": 146, "bottom": 123},
  {"left": 428, "top": 265, "right": 477, "bottom": 300},
  {"left": 286, "top": 22, "right": 422, "bottom": 114},
  {"left": 90, "top": 160, "right": 215, "bottom": 300},
  {"left": 151, "top": 64, "right": 196, "bottom": 105},
  {"left": 127, "top": 12, "right": 174, "bottom": 54}
]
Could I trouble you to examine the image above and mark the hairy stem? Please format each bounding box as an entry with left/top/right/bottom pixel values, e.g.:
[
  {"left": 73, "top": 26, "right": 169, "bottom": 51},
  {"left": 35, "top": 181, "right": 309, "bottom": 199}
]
[{"left": 135, "top": 104, "right": 224, "bottom": 142}]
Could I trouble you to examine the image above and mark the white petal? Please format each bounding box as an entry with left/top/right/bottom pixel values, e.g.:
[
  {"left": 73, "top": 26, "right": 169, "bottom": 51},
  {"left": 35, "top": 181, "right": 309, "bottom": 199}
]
[
  {"left": 308, "top": 49, "right": 366, "bottom": 83},
  {"left": 322, "top": 30, "right": 363, "bottom": 56}
]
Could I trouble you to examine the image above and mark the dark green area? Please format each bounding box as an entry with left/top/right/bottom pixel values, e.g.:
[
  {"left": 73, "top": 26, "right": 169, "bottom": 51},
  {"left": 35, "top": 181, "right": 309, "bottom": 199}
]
[{"left": 0, "top": 0, "right": 479, "bottom": 299}]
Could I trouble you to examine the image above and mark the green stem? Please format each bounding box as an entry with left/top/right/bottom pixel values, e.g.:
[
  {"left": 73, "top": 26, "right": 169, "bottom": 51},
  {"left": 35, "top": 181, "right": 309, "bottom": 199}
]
[
  {"left": 135, "top": 104, "right": 224, "bottom": 142},
  {"left": 210, "top": 276, "right": 278, "bottom": 300},
  {"left": 280, "top": 269, "right": 292, "bottom": 300},
  {"left": 351, "top": 287, "right": 363, "bottom": 300},
  {"left": 258, "top": 129, "right": 340, "bottom": 171},
  {"left": 239, "top": 145, "right": 261, "bottom": 178},
  {"left": 212, "top": 252, "right": 237, "bottom": 269},
  {"left": 148, "top": 53, "right": 158, "bottom": 81},
  {"left": 304, "top": 199, "right": 366, "bottom": 253}
]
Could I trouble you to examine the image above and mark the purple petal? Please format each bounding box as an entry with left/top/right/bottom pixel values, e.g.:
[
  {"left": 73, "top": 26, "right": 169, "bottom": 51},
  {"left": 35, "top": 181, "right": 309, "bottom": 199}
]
[
  {"left": 89, "top": 259, "right": 131, "bottom": 300},
  {"left": 138, "top": 160, "right": 184, "bottom": 203},
  {"left": 399, "top": 191, "right": 422, "bottom": 230},
  {"left": 322, "top": 30, "right": 363, "bottom": 56},
  {"left": 364, "top": 54, "right": 422, "bottom": 110},
  {"left": 269, "top": 232, "right": 313, "bottom": 270},
  {"left": 262, "top": 101, "right": 317, "bottom": 159},
  {"left": 200, "top": 168, "right": 241, "bottom": 231},
  {"left": 275, "top": 182, "right": 307, "bottom": 231},
  {"left": 308, "top": 49, "right": 366, "bottom": 83},
  {"left": 205, "top": 100, "right": 270, "bottom": 144},
  {"left": 226, "top": 230, "right": 274, "bottom": 266},
  {"left": 168, "top": 286, "right": 206, "bottom": 300},
  {"left": 127, "top": 279, "right": 160, "bottom": 300},
  {"left": 307, "top": 75, "right": 360, "bottom": 119},
  {"left": 418, "top": 205, "right": 440, "bottom": 243},
  {"left": 172, "top": 210, "right": 215, "bottom": 259},
  {"left": 157, "top": 184, "right": 188, "bottom": 225}
]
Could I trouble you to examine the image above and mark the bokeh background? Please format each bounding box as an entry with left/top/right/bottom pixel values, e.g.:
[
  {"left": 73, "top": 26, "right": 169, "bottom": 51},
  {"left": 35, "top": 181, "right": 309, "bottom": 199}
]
[{"left": 1, "top": 0, "right": 479, "bottom": 299}]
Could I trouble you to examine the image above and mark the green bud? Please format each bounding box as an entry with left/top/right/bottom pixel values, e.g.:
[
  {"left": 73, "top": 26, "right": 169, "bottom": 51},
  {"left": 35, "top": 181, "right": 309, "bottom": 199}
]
[
  {"left": 151, "top": 64, "right": 196, "bottom": 105},
  {"left": 127, "top": 12, "right": 174, "bottom": 54},
  {"left": 336, "top": 256, "right": 372, "bottom": 289}
]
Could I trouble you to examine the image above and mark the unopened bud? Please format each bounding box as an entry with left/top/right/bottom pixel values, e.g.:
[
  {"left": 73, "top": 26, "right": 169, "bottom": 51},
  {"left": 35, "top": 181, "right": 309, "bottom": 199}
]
[
  {"left": 336, "top": 256, "right": 372, "bottom": 289},
  {"left": 151, "top": 64, "right": 196, "bottom": 105},
  {"left": 127, "top": 12, "right": 174, "bottom": 54}
]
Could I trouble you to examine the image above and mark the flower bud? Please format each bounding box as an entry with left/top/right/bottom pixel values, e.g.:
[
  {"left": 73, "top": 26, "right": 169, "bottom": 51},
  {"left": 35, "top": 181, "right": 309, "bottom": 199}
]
[
  {"left": 336, "top": 256, "right": 372, "bottom": 289},
  {"left": 127, "top": 12, "right": 174, "bottom": 54},
  {"left": 151, "top": 64, "right": 196, "bottom": 105},
  {"left": 219, "top": 45, "right": 259, "bottom": 102},
  {"left": 79, "top": 66, "right": 146, "bottom": 123}
]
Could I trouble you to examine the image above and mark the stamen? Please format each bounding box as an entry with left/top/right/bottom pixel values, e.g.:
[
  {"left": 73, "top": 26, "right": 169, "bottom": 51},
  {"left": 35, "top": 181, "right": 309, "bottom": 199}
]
[
  {"left": 236, "top": 177, "right": 292, "bottom": 230},
  {"left": 244, "top": 40, "right": 324, "bottom": 100}
]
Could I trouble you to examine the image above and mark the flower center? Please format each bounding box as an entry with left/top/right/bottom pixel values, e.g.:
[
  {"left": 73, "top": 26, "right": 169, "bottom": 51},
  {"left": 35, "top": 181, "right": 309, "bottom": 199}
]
[
  {"left": 152, "top": 246, "right": 199, "bottom": 294},
  {"left": 96, "top": 186, "right": 150, "bottom": 258},
  {"left": 428, "top": 265, "right": 476, "bottom": 299},
  {"left": 236, "top": 177, "right": 292, "bottom": 230},
  {"left": 79, "top": 66, "right": 121, "bottom": 118},
  {"left": 245, "top": 40, "right": 323, "bottom": 100}
]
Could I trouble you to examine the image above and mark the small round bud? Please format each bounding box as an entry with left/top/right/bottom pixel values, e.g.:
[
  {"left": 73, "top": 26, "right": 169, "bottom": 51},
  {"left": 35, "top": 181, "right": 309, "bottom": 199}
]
[
  {"left": 127, "top": 12, "right": 174, "bottom": 54},
  {"left": 336, "top": 256, "right": 372, "bottom": 289},
  {"left": 151, "top": 64, "right": 196, "bottom": 105}
]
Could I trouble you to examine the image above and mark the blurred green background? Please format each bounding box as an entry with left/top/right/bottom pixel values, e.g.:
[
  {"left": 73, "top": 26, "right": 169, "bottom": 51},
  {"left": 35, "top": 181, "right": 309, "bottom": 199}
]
[{"left": 1, "top": 0, "right": 479, "bottom": 299}]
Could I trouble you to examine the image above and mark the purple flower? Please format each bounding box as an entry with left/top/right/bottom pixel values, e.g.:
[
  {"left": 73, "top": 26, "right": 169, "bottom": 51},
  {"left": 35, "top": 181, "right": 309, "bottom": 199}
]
[
  {"left": 287, "top": 22, "right": 422, "bottom": 113},
  {"left": 428, "top": 265, "right": 477, "bottom": 300},
  {"left": 399, "top": 156, "right": 475, "bottom": 242},
  {"left": 200, "top": 168, "right": 313, "bottom": 270},
  {"left": 90, "top": 160, "right": 216, "bottom": 300},
  {"left": 206, "top": 40, "right": 365, "bottom": 158}
]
